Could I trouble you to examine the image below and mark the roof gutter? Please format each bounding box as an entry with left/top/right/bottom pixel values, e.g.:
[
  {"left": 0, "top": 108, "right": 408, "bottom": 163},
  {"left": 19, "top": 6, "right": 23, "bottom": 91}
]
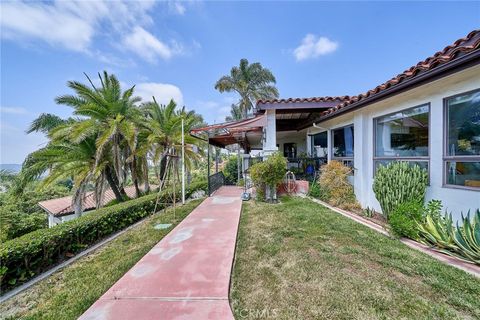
[{"left": 300, "top": 50, "right": 480, "bottom": 129}]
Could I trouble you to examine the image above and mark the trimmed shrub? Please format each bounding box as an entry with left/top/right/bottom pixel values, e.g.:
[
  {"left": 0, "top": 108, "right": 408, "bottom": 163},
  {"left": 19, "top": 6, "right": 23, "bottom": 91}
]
[
  {"left": 0, "top": 185, "right": 204, "bottom": 291},
  {"left": 317, "top": 161, "right": 360, "bottom": 211},
  {"left": 250, "top": 153, "right": 286, "bottom": 202},
  {"left": 373, "top": 161, "right": 428, "bottom": 218},
  {"left": 388, "top": 201, "right": 423, "bottom": 239},
  {"left": 223, "top": 155, "right": 239, "bottom": 185}
]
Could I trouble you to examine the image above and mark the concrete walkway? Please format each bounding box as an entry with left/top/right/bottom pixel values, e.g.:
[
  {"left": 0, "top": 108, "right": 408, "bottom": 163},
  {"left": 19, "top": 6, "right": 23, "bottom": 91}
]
[{"left": 80, "top": 186, "right": 243, "bottom": 320}]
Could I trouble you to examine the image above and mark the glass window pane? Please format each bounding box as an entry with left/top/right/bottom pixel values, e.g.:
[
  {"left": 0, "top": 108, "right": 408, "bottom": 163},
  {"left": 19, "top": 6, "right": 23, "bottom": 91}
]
[
  {"left": 375, "top": 105, "right": 429, "bottom": 157},
  {"left": 375, "top": 160, "right": 429, "bottom": 173},
  {"left": 284, "top": 143, "right": 297, "bottom": 158},
  {"left": 446, "top": 91, "right": 480, "bottom": 156},
  {"left": 446, "top": 161, "right": 480, "bottom": 188},
  {"left": 333, "top": 126, "right": 354, "bottom": 158},
  {"left": 311, "top": 132, "right": 328, "bottom": 157}
]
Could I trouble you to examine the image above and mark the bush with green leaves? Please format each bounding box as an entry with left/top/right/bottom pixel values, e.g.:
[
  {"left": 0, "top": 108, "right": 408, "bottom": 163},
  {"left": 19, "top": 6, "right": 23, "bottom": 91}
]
[
  {"left": 223, "top": 155, "right": 239, "bottom": 185},
  {"left": 249, "top": 153, "right": 286, "bottom": 202},
  {"left": 0, "top": 184, "right": 205, "bottom": 291},
  {"left": 373, "top": 161, "right": 428, "bottom": 218},
  {"left": 308, "top": 181, "right": 321, "bottom": 198},
  {"left": 316, "top": 161, "right": 360, "bottom": 211},
  {"left": 388, "top": 201, "right": 423, "bottom": 239},
  {"left": 0, "top": 209, "right": 47, "bottom": 242},
  {"left": 0, "top": 182, "right": 71, "bottom": 242}
]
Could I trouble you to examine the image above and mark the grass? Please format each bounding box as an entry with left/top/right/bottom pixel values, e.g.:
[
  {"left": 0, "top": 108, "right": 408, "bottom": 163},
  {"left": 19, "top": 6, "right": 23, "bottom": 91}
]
[
  {"left": 231, "top": 196, "right": 480, "bottom": 320},
  {"left": 0, "top": 199, "right": 202, "bottom": 320}
]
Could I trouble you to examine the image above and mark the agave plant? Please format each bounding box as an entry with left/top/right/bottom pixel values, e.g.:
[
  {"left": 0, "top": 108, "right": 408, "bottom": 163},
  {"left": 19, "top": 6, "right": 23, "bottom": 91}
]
[
  {"left": 416, "top": 211, "right": 457, "bottom": 252},
  {"left": 451, "top": 210, "right": 480, "bottom": 265}
]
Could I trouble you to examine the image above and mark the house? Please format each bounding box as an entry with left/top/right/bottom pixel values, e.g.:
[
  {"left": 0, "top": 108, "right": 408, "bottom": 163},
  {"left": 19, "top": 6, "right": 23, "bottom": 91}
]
[
  {"left": 192, "top": 29, "right": 480, "bottom": 221},
  {"left": 39, "top": 185, "right": 153, "bottom": 227}
]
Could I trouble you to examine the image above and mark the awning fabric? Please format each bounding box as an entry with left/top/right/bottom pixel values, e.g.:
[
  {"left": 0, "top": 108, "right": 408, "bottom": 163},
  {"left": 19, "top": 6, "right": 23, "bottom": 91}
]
[{"left": 190, "top": 115, "right": 266, "bottom": 149}]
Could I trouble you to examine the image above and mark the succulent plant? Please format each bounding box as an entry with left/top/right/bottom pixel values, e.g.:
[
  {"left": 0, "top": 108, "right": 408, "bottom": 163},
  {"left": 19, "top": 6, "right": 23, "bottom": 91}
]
[
  {"left": 451, "top": 209, "right": 480, "bottom": 265},
  {"left": 373, "top": 161, "right": 428, "bottom": 218}
]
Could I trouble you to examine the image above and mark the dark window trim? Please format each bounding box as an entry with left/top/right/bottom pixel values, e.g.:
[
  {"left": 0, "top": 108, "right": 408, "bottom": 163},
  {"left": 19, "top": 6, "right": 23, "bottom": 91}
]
[
  {"left": 309, "top": 131, "right": 328, "bottom": 157},
  {"left": 443, "top": 88, "right": 480, "bottom": 191},
  {"left": 331, "top": 124, "right": 354, "bottom": 161},
  {"left": 372, "top": 103, "right": 431, "bottom": 180}
]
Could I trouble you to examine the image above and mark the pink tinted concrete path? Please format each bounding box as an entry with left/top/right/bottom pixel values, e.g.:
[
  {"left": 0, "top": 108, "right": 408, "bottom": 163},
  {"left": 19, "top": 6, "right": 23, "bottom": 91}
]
[{"left": 79, "top": 186, "right": 243, "bottom": 320}]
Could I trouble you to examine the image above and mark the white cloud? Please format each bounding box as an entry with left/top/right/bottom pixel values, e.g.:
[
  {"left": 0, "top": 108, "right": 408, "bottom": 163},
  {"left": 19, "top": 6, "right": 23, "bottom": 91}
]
[
  {"left": 0, "top": 1, "right": 188, "bottom": 62},
  {"left": 136, "top": 83, "right": 184, "bottom": 106},
  {"left": 0, "top": 1, "right": 93, "bottom": 52},
  {"left": 195, "top": 96, "right": 237, "bottom": 123},
  {"left": 168, "top": 1, "right": 186, "bottom": 15},
  {"left": 123, "top": 27, "right": 179, "bottom": 62},
  {"left": 293, "top": 34, "right": 338, "bottom": 61},
  {"left": 0, "top": 106, "right": 31, "bottom": 115}
]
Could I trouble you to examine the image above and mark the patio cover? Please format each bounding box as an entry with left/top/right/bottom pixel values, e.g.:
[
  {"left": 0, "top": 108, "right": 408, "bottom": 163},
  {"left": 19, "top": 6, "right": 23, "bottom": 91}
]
[{"left": 190, "top": 115, "right": 266, "bottom": 151}]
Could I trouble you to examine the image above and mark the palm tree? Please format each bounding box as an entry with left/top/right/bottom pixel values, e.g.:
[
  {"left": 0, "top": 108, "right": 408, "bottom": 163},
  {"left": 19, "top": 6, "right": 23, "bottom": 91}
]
[
  {"left": 225, "top": 103, "right": 243, "bottom": 122},
  {"left": 141, "top": 99, "right": 204, "bottom": 187},
  {"left": 215, "top": 59, "right": 279, "bottom": 119},
  {"left": 55, "top": 71, "right": 142, "bottom": 202},
  {"left": 20, "top": 112, "right": 103, "bottom": 216}
]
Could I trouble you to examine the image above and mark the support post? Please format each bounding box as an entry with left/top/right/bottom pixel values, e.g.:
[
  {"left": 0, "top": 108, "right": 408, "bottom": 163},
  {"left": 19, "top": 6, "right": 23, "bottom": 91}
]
[
  {"left": 237, "top": 144, "right": 241, "bottom": 183},
  {"left": 207, "top": 139, "right": 211, "bottom": 196},
  {"left": 181, "top": 118, "right": 185, "bottom": 205}
]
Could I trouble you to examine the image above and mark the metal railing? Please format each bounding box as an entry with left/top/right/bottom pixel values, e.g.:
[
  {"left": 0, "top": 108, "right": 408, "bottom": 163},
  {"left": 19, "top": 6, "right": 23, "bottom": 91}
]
[
  {"left": 208, "top": 171, "right": 225, "bottom": 196},
  {"left": 286, "top": 157, "right": 327, "bottom": 180}
]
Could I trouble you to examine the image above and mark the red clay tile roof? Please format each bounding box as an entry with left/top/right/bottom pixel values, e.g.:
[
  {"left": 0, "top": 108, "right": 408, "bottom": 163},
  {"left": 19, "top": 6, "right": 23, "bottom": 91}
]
[
  {"left": 39, "top": 185, "right": 156, "bottom": 217},
  {"left": 256, "top": 30, "right": 480, "bottom": 121},
  {"left": 257, "top": 96, "right": 350, "bottom": 106},
  {"left": 320, "top": 29, "right": 480, "bottom": 118}
]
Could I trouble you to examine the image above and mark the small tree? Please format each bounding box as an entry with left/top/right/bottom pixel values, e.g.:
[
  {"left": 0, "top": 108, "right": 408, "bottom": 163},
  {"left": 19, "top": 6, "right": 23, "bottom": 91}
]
[{"left": 250, "top": 153, "right": 286, "bottom": 202}]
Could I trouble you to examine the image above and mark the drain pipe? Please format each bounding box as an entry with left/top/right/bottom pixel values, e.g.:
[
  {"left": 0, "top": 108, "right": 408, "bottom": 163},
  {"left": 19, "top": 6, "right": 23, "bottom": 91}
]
[{"left": 312, "top": 123, "right": 327, "bottom": 130}]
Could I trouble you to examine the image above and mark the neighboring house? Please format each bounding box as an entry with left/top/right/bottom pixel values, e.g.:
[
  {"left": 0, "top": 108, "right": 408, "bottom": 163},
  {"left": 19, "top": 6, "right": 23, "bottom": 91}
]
[
  {"left": 39, "top": 185, "right": 153, "bottom": 227},
  {"left": 192, "top": 29, "right": 480, "bottom": 221}
]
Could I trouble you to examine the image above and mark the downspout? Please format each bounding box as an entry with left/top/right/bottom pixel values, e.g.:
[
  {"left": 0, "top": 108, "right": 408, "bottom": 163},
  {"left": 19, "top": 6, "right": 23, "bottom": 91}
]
[{"left": 313, "top": 123, "right": 327, "bottom": 130}]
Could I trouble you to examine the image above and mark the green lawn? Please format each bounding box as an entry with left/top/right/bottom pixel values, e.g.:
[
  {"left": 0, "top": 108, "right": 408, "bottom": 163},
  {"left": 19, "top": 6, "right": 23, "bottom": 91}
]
[
  {"left": 231, "top": 197, "right": 480, "bottom": 320},
  {"left": 0, "top": 199, "right": 202, "bottom": 320}
]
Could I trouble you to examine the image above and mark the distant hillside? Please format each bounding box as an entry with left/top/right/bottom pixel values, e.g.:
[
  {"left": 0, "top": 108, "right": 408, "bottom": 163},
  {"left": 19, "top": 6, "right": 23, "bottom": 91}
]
[{"left": 0, "top": 164, "right": 22, "bottom": 173}]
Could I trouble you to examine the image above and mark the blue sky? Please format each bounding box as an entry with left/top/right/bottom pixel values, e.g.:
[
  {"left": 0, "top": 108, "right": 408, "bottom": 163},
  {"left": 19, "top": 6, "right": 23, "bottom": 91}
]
[{"left": 1, "top": 1, "right": 479, "bottom": 164}]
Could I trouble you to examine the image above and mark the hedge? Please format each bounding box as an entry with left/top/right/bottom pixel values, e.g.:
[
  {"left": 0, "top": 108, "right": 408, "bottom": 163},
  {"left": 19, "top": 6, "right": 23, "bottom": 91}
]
[{"left": 0, "top": 180, "right": 207, "bottom": 292}]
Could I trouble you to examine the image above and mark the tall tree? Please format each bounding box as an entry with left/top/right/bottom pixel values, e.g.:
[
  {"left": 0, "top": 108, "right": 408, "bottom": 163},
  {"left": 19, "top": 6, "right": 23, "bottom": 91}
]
[
  {"left": 141, "top": 99, "right": 204, "bottom": 187},
  {"left": 55, "top": 71, "right": 142, "bottom": 201},
  {"left": 215, "top": 59, "right": 279, "bottom": 119},
  {"left": 225, "top": 103, "right": 243, "bottom": 122}
]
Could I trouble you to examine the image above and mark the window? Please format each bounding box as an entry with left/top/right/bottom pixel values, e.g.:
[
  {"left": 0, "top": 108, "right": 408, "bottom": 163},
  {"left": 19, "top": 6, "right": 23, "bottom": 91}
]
[
  {"left": 374, "top": 104, "right": 429, "bottom": 174},
  {"left": 283, "top": 143, "right": 297, "bottom": 159},
  {"left": 310, "top": 131, "right": 328, "bottom": 157},
  {"left": 332, "top": 125, "right": 354, "bottom": 168},
  {"left": 444, "top": 90, "right": 480, "bottom": 190}
]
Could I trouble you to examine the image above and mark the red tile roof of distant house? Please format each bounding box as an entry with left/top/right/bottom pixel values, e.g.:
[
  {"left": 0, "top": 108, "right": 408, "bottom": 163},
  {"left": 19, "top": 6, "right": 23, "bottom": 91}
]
[
  {"left": 256, "top": 29, "right": 480, "bottom": 121},
  {"left": 39, "top": 185, "right": 156, "bottom": 217}
]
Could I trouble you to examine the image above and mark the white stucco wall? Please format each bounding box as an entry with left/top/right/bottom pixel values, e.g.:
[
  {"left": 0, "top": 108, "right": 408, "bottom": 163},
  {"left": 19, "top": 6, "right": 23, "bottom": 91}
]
[
  {"left": 276, "top": 130, "right": 308, "bottom": 155},
  {"left": 317, "top": 65, "right": 480, "bottom": 221}
]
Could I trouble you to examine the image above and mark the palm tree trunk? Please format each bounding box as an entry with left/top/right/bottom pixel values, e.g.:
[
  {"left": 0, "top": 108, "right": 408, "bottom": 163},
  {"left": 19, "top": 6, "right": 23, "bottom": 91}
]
[
  {"left": 159, "top": 153, "right": 168, "bottom": 184},
  {"left": 105, "top": 166, "right": 124, "bottom": 202},
  {"left": 143, "top": 158, "right": 150, "bottom": 193},
  {"left": 131, "top": 157, "right": 141, "bottom": 198}
]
